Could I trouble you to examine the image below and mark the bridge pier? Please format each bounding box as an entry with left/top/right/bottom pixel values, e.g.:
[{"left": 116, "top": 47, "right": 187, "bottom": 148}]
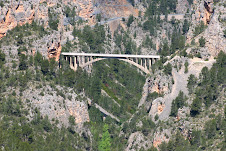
[
  {"left": 82, "top": 56, "right": 85, "bottom": 66},
  {"left": 88, "top": 56, "right": 92, "bottom": 71},
  {"left": 77, "top": 56, "right": 81, "bottom": 67},
  {"left": 149, "top": 59, "right": 152, "bottom": 71},
  {"left": 74, "top": 56, "right": 78, "bottom": 71},
  {"left": 152, "top": 58, "right": 155, "bottom": 65},
  {"left": 144, "top": 58, "right": 147, "bottom": 69}
]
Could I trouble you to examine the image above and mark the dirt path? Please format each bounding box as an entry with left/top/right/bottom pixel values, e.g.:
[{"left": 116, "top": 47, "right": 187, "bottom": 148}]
[{"left": 155, "top": 57, "right": 215, "bottom": 120}]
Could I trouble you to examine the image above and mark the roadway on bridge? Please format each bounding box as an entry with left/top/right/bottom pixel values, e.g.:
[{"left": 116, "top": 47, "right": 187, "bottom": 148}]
[{"left": 61, "top": 52, "right": 160, "bottom": 59}]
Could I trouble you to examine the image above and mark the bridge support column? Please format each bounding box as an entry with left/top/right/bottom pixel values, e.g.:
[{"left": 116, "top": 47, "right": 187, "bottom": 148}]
[
  {"left": 149, "top": 59, "right": 152, "bottom": 70},
  {"left": 78, "top": 56, "right": 81, "bottom": 67},
  {"left": 141, "top": 59, "right": 143, "bottom": 67},
  {"left": 144, "top": 58, "right": 147, "bottom": 69},
  {"left": 70, "top": 56, "right": 73, "bottom": 68},
  {"left": 81, "top": 56, "right": 85, "bottom": 66},
  {"left": 152, "top": 58, "right": 155, "bottom": 65},
  {"left": 90, "top": 57, "right": 93, "bottom": 67},
  {"left": 136, "top": 58, "right": 138, "bottom": 64},
  {"left": 74, "top": 56, "right": 77, "bottom": 71},
  {"left": 88, "top": 56, "right": 92, "bottom": 71}
]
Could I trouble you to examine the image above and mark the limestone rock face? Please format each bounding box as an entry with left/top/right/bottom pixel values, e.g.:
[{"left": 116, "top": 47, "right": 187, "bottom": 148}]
[
  {"left": 176, "top": 0, "right": 189, "bottom": 14},
  {"left": 193, "top": 0, "right": 214, "bottom": 25},
  {"left": 0, "top": 0, "right": 138, "bottom": 39},
  {"left": 149, "top": 98, "right": 165, "bottom": 120},
  {"left": 186, "top": 0, "right": 226, "bottom": 57},
  {"left": 153, "top": 130, "right": 170, "bottom": 148},
  {"left": 125, "top": 132, "right": 152, "bottom": 151},
  {"left": 148, "top": 71, "right": 172, "bottom": 95},
  {"left": 22, "top": 85, "right": 90, "bottom": 127},
  {"left": 95, "top": 0, "right": 138, "bottom": 18},
  {"left": 0, "top": 1, "right": 38, "bottom": 39}
]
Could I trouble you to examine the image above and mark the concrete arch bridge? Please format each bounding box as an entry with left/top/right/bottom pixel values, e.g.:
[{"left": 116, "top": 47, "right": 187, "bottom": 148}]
[{"left": 61, "top": 52, "right": 160, "bottom": 74}]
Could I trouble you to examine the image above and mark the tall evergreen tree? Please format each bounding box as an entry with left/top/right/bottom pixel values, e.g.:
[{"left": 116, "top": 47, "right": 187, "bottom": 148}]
[{"left": 98, "top": 124, "right": 111, "bottom": 151}]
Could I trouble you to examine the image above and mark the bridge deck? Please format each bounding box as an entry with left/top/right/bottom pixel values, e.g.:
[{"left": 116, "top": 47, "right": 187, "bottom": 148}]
[{"left": 61, "top": 52, "right": 160, "bottom": 59}]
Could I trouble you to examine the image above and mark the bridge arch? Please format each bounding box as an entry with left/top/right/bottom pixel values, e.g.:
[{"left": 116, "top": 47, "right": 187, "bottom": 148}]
[{"left": 80, "top": 57, "right": 150, "bottom": 74}]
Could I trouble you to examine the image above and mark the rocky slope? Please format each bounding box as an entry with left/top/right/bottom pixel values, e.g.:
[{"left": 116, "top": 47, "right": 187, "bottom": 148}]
[
  {"left": 186, "top": 0, "right": 226, "bottom": 56},
  {"left": 0, "top": 0, "right": 225, "bottom": 150},
  {"left": 0, "top": 0, "right": 137, "bottom": 38}
]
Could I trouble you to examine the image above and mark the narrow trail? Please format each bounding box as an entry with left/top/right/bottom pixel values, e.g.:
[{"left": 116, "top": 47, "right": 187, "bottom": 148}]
[
  {"left": 94, "top": 103, "right": 120, "bottom": 122},
  {"left": 159, "top": 67, "right": 189, "bottom": 120}
]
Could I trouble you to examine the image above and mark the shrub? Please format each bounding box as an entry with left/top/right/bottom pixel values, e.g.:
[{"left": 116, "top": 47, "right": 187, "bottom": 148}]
[
  {"left": 164, "top": 63, "right": 172, "bottom": 75},
  {"left": 0, "top": 50, "right": 5, "bottom": 66},
  {"left": 127, "top": 15, "right": 134, "bottom": 27},
  {"left": 69, "top": 115, "right": 75, "bottom": 126},
  {"left": 184, "top": 61, "right": 189, "bottom": 73},
  {"left": 199, "top": 36, "right": 206, "bottom": 47},
  {"left": 19, "top": 54, "right": 28, "bottom": 70},
  {"left": 41, "top": 59, "right": 49, "bottom": 75},
  {"left": 96, "top": 14, "right": 101, "bottom": 22},
  {"left": 154, "top": 114, "right": 159, "bottom": 121},
  {"left": 205, "top": 119, "right": 216, "bottom": 139},
  {"left": 170, "top": 91, "right": 186, "bottom": 117},
  {"left": 48, "top": 8, "right": 59, "bottom": 30},
  {"left": 194, "top": 21, "right": 206, "bottom": 36},
  {"left": 195, "top": 52, "right": 202, "bottom": 58},
  {"left": 190, "top": 97, "right": 202, "bottom": 116},
  {"left": 187, "top": 74, "right": 196, "bottom": 94},
  {"left": 0, "top": 1, "right": 4, "bottom": 7}
]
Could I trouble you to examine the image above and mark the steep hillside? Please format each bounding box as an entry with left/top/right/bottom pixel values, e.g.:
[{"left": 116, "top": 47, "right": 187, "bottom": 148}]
[{"left": 0, "top": 0, "right": 225, "bottom": 150}]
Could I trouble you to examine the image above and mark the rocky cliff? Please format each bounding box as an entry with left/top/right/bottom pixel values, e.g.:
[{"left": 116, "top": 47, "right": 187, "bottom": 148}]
[
  {"left": 0, "top": 0, "right": 138, "bottom": 39},
  {"left": 186, "top": 0, "right": 226, "bottom": 56}
]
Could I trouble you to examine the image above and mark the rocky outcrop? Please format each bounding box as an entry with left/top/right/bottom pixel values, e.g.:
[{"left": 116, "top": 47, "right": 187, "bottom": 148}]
[
  {"left": 97, "top": 0, "right": 138, "bottom": 18},
  {"left": 153, "top": 130, "right": 170, "bottom": 148},
  {"left": 68, "top": 101, "right": 90, "bottom": 124},
  {"left": 48, "top": 42, "right": 62, "bottom": 61},
  {"left": 22, "top": 84, "right": 90, "bottom": 127},
  {"left": 193, "top": 0, "right": 214, "bottom": 25},
  {"left": 176, "top": 0, "right": 189, "bottom": 14},
  {"left": 0, "top": 8, "right": 17, "bottom": 38},
  {"left": 186, "top": 0, "right": 225, "bottom": 57},
  {"left": 149, "top": 98, "right": 165, "bottom": 119},
  {"left": 0, "top": 1, "right": 36, "bottom": 39},
  {"left": 125, "top": 132, "right": 152, "bottom": 151},
  {"left": 148, "top": 71, "right": 172, "bottom": 95}
]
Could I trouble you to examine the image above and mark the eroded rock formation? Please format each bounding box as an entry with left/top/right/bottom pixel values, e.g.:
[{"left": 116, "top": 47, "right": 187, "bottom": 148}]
[
  {"left": 193, "top": 0, "right": 214, "bottom": 25},
  {"left": 48, "top": 42, "right": 62, "bottom": 61},
  {"left": 0, "top": 1, "right": 36, "bottom": 39}
]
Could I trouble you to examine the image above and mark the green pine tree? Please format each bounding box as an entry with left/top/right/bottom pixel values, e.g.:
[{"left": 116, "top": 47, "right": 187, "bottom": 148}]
[{"left": 98, "top": 124, "right": 111, "bottom": 151}]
